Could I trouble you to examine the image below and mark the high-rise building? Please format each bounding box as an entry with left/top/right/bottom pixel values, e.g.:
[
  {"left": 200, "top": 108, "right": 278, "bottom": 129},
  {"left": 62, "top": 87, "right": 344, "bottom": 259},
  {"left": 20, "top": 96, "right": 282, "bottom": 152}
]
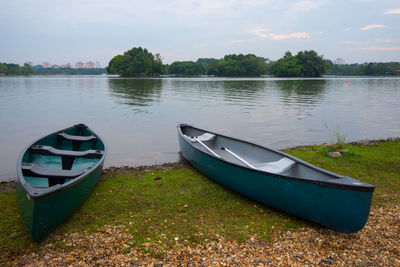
[
  {"left": 96, "top": 61, "right": 101, "bottom": 68},
  {"left": 42, "top": 62, "right": 51, "bottom": 68},
  {"left": 61, "top": 63, "right": 72, "bottom": 68},
  {"left": 75, "top": 62, "right": 85, "bottom": 69},
  {"left": 86, "top": 61, "right": 95, "bottom": 69}
]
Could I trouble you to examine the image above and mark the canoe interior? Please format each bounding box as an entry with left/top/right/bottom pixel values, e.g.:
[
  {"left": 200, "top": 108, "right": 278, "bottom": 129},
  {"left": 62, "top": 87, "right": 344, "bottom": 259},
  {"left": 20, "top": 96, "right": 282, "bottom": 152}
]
[
  {"left": 21, "top": 125, "right": 105, "bottom": 189},
  {"left": 179, "top": 125, "right": 374, "bottom": 189}
]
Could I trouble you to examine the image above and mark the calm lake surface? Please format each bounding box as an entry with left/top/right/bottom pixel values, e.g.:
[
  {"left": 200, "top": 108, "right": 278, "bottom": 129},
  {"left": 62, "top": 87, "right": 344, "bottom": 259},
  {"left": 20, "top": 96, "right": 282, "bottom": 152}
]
[{"left": 1, "top": 75, "right": 399, "bottom": 180}]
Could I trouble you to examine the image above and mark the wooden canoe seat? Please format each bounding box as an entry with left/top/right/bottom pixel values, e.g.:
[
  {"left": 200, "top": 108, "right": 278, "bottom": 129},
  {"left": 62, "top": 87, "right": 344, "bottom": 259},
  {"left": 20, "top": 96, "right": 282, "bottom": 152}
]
[
  {"left": 253, "top": 158, "right": 295, "bottom": 174},
  {"left": 58, "top": 132, "right": 97, "bottom": 142},
  {"left": 21, "top": 163, "right": 90, "bottom": 186},
  {"left": 30, "top": 145, "right": 103, "bottom": 159}
]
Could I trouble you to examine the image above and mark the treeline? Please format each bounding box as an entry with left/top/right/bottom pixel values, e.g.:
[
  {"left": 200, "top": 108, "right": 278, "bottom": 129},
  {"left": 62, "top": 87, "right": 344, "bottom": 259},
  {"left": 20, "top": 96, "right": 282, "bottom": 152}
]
[
  {"left": 106, "top": 47, "right": 272, "bottom": 77},
  {"left": 107, "top": 47, "right": 329, "bottom": 77},
  {"left": 166, "top": 55, "right": 268, "bottom": 76},
  {"left": 32, "top": 66, "right": 107, "bottom": 75},
  {"left": 325, "top": 61, "right": 400, "bottom": 76},
  {"left": 0, "top": 63, "right": 33, "bottom": 75},
  {"left": 0, "top": 63, "right": 107, "bottom": 76}
]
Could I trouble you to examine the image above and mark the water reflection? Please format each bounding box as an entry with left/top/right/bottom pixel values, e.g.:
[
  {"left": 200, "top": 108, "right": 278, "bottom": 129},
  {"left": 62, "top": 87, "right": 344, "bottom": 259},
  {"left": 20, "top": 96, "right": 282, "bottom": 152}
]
[
  {"left": 276, "top": 79, "right": 326, "bottom": 100},
  {"left": 274, "top": 80, "right": 327, "bottom": 120},
  {"left": 108, "top": 78, "right": 162, "bottom": 111},
  {"left": 221, "top": 80, "right": 267, "bottom": 106}
]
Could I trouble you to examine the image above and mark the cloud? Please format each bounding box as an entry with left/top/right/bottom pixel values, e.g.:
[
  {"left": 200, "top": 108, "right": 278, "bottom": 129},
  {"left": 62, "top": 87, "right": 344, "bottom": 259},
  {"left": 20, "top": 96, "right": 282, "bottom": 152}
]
[
  {"left": 358, "top": 46, "right": 400, "bottom": 51},
  {"left": 267, "top": 32, "right": 310, "bottom": 40},
  {"left": 285, "top": 0, "right": 328, "bottom": 16},
  {"left": 251, "top": 28, "right": 269, "bottom": 38},
  {"left": 384, "top": 8, "right": 400, "bottom": 14},
  {"left": 360, "top": 24, "right": 386, "bottom": 31},
  {"left": 339, "top": 40, "right": 366, "bottom": 45},
  {"left": 250, "top": 28, "right": 310, "bottom": 40},
  {"left": 227, "top": 40, "right": 246, "bottom": 44},
  {"left": 375, "top": 38, "right": 393, "bottom": 43}
]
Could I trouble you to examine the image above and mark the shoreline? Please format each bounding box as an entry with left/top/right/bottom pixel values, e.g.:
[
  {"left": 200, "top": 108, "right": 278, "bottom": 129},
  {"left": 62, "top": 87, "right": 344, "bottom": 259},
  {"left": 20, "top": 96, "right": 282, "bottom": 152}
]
[{"left": 2, "top": 137, "right": 398, "bottom": 184}]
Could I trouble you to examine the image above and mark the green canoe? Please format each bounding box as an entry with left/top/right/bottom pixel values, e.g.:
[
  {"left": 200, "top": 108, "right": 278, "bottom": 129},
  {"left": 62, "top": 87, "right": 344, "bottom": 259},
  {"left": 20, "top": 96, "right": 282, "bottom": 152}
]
[
  {"left": 16, "top": 124, "right": 106, "bottom": 241},
  {"left": 178, "top": 124, "right": 375, "bottom": 233}
]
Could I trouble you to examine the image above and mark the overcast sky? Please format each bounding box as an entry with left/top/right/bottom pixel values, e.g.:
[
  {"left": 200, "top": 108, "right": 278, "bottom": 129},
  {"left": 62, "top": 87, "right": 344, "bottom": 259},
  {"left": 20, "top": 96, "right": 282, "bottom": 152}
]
[{"left": 1, "top": 0, "right": 399, "bottom": 66}]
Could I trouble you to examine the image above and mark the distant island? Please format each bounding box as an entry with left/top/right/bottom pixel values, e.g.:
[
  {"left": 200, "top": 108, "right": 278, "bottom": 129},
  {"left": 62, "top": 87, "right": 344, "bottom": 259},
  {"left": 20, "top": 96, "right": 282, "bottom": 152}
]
[{"left": 107, "top": 46, "right": 400, "bottom": 78}]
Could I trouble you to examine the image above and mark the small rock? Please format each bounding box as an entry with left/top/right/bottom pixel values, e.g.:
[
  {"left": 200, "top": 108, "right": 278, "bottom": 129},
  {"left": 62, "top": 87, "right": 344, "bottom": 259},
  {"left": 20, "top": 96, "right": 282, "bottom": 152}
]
[
  {"left": 322, "top": 256, "right": 335, "bottom": 265},
  {"left": 328, "top": 151, "right": 342, "bottom": 158}
]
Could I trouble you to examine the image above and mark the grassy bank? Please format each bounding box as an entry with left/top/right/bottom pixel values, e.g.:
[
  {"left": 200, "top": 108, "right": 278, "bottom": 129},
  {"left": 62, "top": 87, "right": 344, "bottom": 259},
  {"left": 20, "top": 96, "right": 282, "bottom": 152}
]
[{"left": 1, "top": 139, "right": 399, "bottom": 264}]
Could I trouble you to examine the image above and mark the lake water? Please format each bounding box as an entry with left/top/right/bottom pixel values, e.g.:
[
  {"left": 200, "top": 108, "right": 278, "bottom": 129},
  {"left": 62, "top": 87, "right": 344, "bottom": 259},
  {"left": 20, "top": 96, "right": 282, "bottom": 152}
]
[{"left": 1, "top": 76, "right": 399, "bottom": 181}]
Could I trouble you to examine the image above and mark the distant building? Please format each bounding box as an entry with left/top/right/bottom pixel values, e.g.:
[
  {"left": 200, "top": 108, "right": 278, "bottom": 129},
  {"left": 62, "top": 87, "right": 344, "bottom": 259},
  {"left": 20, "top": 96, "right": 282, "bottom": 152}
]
[
  {"left": 25, "top": 61, "right": 33, "bottom": 66},
  {"left": 42, "top": 62, "right": 51, "bottom": 68},
  {"left": 52, "top": 64, "right": 60, "bottom": 69},
  {"left": 75, "top": 62, "right": 85, "bottom": 69},
  {"left": 61, "top": 63, "right": 72, "bottom": 68},
  {"left": 96, "top": 61, "right": 101, "bottom": 68},
  {"left": 86, "top": 61, "right": 95, "bottom": 69}
]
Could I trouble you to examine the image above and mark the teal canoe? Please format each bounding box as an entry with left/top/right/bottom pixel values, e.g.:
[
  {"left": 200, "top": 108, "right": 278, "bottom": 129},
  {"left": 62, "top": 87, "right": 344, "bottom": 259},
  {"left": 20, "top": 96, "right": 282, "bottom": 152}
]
[
  {"left": 177, "top": 124, "right": 375, "bottom": 233},
  {"left": 16, "top": 124, "right": 106, "bottom": 241}
]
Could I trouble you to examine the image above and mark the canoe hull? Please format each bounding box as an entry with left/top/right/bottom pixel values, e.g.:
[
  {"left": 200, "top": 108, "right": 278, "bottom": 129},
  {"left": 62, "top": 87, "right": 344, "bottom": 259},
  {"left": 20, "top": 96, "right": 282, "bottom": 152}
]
[
  {"left": 178, "top": 128, "right": 373, "bottom": 233},
  {"left": 16, "top": 162, "right": 103, "bottom": 241},
  {"left": 16, "top": 124, "right": 106, "bottom": 241}
]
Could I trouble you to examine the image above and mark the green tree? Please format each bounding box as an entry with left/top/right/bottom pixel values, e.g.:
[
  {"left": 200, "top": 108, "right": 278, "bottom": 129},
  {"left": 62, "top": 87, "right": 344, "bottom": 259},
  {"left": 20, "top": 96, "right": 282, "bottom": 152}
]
[
  {"left": 270, "top": 52, "right": 302, "bottom": 77},
  {"left": 207, "top": 54, "right": 268, "bottom": 77},
  {"left": 168, "top": 61, "right": 205, "bottom": 76},
  {"left": 0, "top": 63, "right": 33, "bottom": 75},
  {"left": 107, "top": 47, "right": 163, "bottom": 77},
  {"left": 271, "top": 50, "right": 327, "bottom": 77},
  {"left": 20, "top": 64, "right": 34, "bottom": 75},
  {"left": 296, "top": 50, "right": 327, "bottom": 77}
]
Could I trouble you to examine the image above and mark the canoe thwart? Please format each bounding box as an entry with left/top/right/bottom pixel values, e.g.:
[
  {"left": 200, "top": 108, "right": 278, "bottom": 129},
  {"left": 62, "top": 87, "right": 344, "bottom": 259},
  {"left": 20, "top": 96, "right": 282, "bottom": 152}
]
[
  {"left": 193, "top": 136, "right": 221, "bottom": 158},
  {"left": 58, "top": 132, "right": 97, "bottom": 151},
  {"left": 58, "top": 132, "right": 97, "bottom": 142},
  {"left": 21, "top": 162, "right": 89, "bottom": 180},
  {"left": 30, "top": 145, "right": 104, "bottom": 159},
  {"left": 221, "top": 147, "right": 256, "bottom": 169}
]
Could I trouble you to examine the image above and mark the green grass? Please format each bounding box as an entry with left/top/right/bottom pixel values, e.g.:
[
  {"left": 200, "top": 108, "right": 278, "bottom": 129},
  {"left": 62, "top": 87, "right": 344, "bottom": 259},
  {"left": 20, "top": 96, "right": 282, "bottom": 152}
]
[
  {"left": 283, "top": 139, "right": 400, "bottom": 206},
  {"left": 1, "top": 139, "right": 399, "bottom": 261}
]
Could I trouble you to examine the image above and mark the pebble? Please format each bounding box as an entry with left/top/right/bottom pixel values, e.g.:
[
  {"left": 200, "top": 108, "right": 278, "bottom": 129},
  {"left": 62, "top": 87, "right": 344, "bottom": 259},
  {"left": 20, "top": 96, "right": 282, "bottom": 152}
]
[{"left": 7, "top": 205, "right": 399, "bottom": 266}]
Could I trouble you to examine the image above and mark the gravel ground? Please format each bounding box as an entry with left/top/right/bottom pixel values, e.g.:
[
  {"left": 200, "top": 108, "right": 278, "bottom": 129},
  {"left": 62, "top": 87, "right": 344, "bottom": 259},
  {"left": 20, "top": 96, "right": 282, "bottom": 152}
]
[{"left": 9, "top": 205, "right": 399, "bottom": 266}]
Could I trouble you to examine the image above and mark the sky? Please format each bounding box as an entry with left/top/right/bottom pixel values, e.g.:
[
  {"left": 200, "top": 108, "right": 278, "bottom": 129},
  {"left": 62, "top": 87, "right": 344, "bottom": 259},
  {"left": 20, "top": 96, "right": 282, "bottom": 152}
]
[{"left": 1, "top": 0, "right": 399, "bottom": 67}]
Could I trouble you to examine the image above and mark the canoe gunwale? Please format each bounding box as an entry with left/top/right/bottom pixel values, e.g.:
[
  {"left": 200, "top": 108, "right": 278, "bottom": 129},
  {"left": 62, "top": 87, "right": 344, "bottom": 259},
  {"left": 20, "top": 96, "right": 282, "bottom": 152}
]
[
  {"left": 17, "top": 123, "right": 107, "bottom": 199},
  {"left": 177, "top": 123, "right": 375, "bottom": 193}
]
